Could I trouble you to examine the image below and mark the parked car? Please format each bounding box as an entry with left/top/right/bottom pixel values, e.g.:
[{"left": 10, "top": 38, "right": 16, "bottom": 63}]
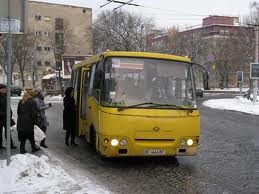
[
  {"left": 11, "top": 85, "right": 22, "bottom": 96},
  {"left": 196, "top": 89, "right": 203, "bottom": 98}
]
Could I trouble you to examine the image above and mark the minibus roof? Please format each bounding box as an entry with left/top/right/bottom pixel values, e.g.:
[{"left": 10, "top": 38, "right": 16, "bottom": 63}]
[{"left": 73, "top": 51, "right": 191, "bottom": 70}]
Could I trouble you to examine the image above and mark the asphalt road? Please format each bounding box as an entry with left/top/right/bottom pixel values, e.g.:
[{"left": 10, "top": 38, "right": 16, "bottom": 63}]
[{"left": 2, "top": 94, "right": 259, "bottom": 194}]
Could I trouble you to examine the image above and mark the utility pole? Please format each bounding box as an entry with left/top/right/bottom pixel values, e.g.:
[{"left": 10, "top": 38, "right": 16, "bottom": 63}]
[
  {"left": 6, "top": 0, "right": 12, "bottom": 165},
  {"left": 248, "top": 23, "right": 259, "bottom": 103},
  {"left": 31, "top": 57, "right": 36, "bottom": 89},
  {"left": 254, "top": 25, "right": 258, "bottom": 103},
  {"left": 141, "top": 25, "right": 144, "bottom": 51}
]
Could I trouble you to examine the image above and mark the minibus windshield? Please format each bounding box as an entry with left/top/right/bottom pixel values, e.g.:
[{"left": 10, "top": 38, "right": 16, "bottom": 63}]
[{"left": 101, "top": 57, "right": 196, "bottom": 108}]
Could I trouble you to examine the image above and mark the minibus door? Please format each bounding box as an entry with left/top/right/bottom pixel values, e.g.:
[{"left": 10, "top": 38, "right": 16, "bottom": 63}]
[{"left": 78, "top": 67, "right": 90, "bottom": 136}]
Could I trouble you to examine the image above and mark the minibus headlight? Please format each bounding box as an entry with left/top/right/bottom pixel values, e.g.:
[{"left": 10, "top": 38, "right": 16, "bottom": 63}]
[
  {"left": 111, "top": 139, "right": 119, "bottom": 146},
  {"left": 180, "top": 139, "right": 186, "bottom": 146},
  {"left": 120, "top": 139, "right": 127, "bottom": 146},
  {"left": 187, "top": 139, "right": 194, "bottom": 146}
]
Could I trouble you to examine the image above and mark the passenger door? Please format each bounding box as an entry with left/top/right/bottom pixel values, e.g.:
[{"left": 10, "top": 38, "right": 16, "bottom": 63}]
[{"left": 78, "top": 67, "right": 90, "bottom": 136}]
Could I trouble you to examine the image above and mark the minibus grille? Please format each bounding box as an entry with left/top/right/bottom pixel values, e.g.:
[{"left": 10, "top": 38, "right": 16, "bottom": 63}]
[{"left": 135, "top": 139, "right": 175, "bottom": 142}]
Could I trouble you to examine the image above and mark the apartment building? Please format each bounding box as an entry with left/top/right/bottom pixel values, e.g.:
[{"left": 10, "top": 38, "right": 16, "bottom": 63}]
[
  {"left": 147, "top": 16, "right": 254, "bottom": 88},
  {"left": 27, "top": 0, "right": 92, "bottom": 88}
]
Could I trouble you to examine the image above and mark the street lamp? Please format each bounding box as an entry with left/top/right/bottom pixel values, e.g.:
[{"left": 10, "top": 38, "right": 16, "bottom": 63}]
[{"left": 55, "top": 64, "right": 62, "bottom": 92}]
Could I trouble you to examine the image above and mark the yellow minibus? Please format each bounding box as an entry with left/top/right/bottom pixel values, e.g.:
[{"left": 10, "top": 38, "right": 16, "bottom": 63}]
[{"left": 72, "top": 51, "right": 200, "bottom": 157}]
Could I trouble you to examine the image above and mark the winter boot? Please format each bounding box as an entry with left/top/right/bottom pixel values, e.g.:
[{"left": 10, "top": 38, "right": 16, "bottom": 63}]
[
  {"left": 20, "top": 141, "right": 27, "bottom": 154},
  {"left": 40, "top": 139, "right": 48, "bottom": 148},
  {"left": 30, "top": 139, "right": 40, "bottom": 153},
  {"left": 65, "top": 132, "right": 69, "bottom": 146},
  {"left": 70, "top": 139, "right": 78, "bottom": 146},
  {"left": 11, "top": 138, "right": 17, "bottom": 149},
  {"left": 31, "top": 145, "right": 40, "bottom": 153}
]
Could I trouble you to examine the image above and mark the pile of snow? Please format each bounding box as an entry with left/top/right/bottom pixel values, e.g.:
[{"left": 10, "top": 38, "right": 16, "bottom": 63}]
[
  {"left": 0, "top": 154, "right": 109, "bottom": 194},
  {"left": 45, "top": 94, "right": 63, "bottom": 102},
  {"left": 203, "top": 96, "right": 259, "bottom": 115}
]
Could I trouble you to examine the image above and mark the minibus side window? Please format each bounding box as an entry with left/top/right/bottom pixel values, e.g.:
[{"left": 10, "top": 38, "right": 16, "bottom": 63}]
[
  {"left": 81, "top": 71, "right": 90, "bottom": 119},
  {"left": 73, "top": 70, "right": 78, "bottom": 90},
  {"left": 70, "top": 70, "right": 75, "bottom": 87},
  {"left": 88, "top": 64, "right": 96, "bottom": 97},
  {"left": 93, "top": 63, "right": 102, "bottom": 100}
]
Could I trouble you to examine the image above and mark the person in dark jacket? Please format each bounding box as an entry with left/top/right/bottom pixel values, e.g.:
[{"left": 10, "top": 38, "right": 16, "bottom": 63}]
[
  {"left": 63, "top": 87, "right": 77, "bottom": 146},
  {"left": 17, "top": 91, "right": 40, "bottom": 154},
  {"left": 0, "top": 83, "right": 17, "bottom": 149}
]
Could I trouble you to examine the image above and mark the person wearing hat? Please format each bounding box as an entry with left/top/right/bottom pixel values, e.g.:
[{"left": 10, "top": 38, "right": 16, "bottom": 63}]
[
  {"left": 33, "top": 89, "right": 52, "bottom": 148},
  {"left": 0, "top": 84, "right": 17, "bottom": 149}
]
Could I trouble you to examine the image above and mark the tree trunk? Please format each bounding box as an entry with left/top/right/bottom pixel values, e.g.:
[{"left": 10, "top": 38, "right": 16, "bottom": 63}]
[{"left": 21, "top": 72, "right": 25, "bottom": 89}]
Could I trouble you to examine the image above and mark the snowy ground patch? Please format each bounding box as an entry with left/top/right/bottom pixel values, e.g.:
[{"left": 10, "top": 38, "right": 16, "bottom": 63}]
[
  {"left": 45, "top": 95, "right": 63, "bottom": 103},
  {"left": 203, "top": 96, "right": 259, "bottom": 115},
  {"left": 0, "top": 154, "right": 110, "bottom": 194}
]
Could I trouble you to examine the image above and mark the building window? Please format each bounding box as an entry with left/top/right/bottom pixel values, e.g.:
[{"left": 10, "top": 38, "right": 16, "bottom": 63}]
[
  {"left": 44, "top": 47, "right": 51, "bottom": 51},
  {"left": 55, "top": 33, "right": 64, "bottom": 45},
  {"left": 55, "top": 18, "right": 64, "bottom": 30},
  {"left": 35, "top": 31, "right": 42, "bottom": 36},
  {"left": 37, "top": 61, "right": 42, "bottom": 66},
  {"left": 54, "top": 46, "right": 63, "bottom": 55},
  {"left": 44, "top": 32, "right": 49, "bottom": 36},
  {"left": 36, "top": 46, "right": 42, "bottom": 51},
  {"left": 45, "top": 61, "right": 51, "bottom": 66},
  {"left": 27, "top": 75, "right": 32, "bottom": 80},
  {"left": 35, "top": 14, "right": 41, "bottom": 21}
]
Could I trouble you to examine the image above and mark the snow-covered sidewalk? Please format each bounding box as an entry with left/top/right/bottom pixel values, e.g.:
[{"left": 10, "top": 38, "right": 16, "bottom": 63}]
[
  {"left": 203, "top": 96, "right": 259, "bottom": 115},
  {"left": 0, "top": 154, "right": 110, "bottom": 194}
]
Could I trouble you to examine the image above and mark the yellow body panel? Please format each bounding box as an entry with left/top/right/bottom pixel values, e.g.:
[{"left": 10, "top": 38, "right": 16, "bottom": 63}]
[{"left": 86, "top": 99, "right": 200, "bottom": 157}]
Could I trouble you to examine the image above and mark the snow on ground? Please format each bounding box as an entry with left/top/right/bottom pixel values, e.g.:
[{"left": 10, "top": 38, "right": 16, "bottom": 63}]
[
  {"left": 203, "top": 96, "right": 259, "bottom": 115},
  {"left": 204, "top": 88, "right": 249, "bottom": 92},
  {"left": 0, "top": 154, "right": 110, "bottom": 194}
]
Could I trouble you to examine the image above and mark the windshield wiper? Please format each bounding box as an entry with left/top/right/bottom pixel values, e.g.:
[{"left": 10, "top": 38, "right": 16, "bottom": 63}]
[
  {"left": 117, "top": 102, "right": 156, "bottom": 111},
  {"left": 117, "top": 102, "right": 195, "bottom": 112}
]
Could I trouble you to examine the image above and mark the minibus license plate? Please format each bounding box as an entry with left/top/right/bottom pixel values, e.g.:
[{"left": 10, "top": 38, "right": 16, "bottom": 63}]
[{"left": 144, "top": 149, "right": 166, "bottom": 155}]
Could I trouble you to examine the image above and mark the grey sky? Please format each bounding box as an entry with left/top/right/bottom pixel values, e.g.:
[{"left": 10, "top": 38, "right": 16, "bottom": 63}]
[{"left": 34, "top": 0, "right": 253, "bottom": 28}]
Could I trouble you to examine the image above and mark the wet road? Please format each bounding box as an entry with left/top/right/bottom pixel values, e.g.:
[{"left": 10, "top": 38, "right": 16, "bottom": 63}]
[{"left": 4, "top": 94, "right": 259, "bottom": 194}]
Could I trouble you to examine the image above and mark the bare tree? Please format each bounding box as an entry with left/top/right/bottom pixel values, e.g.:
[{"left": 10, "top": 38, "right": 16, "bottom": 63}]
[
  {"left": 12, "top": 33, "right": 35, "bottom": 88},
  {"left": 45, "top": 20, "right": 75, "bottom": 67},
  {"left": 207, "top": 35, "right": 240, "bottom": 89},
  {"left": 148, "top": 26, "right": 206, "bottom": 63},
  {"left": 0, "top": 35, "right": 17, "bottom": 82},
  {"left": 93, "top": 10, "right": 154, "bottom": 53}
]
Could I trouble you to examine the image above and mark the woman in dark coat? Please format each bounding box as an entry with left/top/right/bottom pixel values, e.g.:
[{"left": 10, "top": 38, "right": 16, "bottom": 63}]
[
  {"left": 63, "top": 87, "right": 77, "bottom": 146},
  {"left": 17, "top": 92, "right": 40, "bottom": 154}
]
